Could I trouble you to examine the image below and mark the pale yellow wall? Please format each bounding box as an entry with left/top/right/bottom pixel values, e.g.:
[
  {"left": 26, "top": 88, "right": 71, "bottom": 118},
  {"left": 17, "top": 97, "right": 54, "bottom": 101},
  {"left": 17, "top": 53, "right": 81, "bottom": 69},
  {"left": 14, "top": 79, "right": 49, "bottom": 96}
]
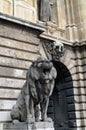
[
  {"left": 0, "top": 0, "right": 13, "bottom": 15},
  {"left": 14, "top": 0, "right": 38, "bottom": 22},
  {"left": 0, "top": 0, "right": 37, "bottom": 22},
  {"left": 74, "top": 0, "right": 86, "bottom": 40},
  {"left": 65, "top": 0, "right": 86, "bottom": 42}
]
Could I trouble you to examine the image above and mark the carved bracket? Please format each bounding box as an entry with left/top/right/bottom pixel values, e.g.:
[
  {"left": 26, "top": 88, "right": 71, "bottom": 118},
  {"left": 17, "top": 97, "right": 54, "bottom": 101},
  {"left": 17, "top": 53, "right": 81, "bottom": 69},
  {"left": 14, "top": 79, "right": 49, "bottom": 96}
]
[{"left": 44, "top": 40, "right": 65, "bottom": 60}]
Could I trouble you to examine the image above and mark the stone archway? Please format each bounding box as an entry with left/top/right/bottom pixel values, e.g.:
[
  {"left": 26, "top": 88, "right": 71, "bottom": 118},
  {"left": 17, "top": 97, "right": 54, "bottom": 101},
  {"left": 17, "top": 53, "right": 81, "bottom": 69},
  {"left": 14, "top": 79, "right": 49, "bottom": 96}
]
[{"left": 47, "top": 60, "right": 75, "bottom": 130}]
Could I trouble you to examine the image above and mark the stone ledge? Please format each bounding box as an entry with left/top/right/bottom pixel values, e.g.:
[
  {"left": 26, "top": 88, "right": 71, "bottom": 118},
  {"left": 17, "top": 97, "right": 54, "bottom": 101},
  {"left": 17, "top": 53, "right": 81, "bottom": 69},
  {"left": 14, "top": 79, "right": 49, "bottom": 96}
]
[{"left": 0, "top": 12, "right": 45, "bottom": 33}]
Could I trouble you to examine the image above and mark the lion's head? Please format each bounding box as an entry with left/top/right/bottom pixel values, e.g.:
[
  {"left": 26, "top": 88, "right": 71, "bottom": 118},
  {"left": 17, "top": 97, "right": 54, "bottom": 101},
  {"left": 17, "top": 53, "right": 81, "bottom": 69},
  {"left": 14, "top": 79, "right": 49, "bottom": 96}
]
[{"left": 27, "top": 56, "right": 57, "bottom": 84}]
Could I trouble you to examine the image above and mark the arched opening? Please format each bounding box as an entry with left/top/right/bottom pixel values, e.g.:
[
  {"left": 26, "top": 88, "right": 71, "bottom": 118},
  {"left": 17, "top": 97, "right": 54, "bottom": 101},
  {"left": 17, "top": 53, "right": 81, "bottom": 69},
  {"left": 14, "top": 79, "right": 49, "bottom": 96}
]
[{"left": 47, "top": 60, "right": 75, "bottom": 130}]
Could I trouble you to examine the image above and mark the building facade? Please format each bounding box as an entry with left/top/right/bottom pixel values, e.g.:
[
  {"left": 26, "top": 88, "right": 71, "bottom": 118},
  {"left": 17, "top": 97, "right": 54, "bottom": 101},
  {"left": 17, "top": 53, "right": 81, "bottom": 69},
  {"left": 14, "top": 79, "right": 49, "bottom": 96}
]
[{"left": 0, "top": 0, "right": 86, "bottom": 130}]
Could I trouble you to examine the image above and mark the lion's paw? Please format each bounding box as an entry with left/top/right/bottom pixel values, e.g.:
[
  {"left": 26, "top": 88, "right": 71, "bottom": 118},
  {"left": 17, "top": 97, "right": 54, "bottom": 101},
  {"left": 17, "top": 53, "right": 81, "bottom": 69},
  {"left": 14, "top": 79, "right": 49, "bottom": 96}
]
[
  {"left": 12, "top": 119, "right": 20, "bottom": 124},
  {"left": 42, "top": 117, "right": 53, "bottom": 122}
]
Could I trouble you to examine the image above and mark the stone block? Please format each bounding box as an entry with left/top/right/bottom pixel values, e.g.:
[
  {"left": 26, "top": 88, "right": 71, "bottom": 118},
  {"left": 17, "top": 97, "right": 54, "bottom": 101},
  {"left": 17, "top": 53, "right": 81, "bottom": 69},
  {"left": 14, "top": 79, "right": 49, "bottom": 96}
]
[
  {"left": 3, "top": 122, "right": 27, "bottom": 130},
  {"left": 3, "top": 122, "right": 54, "bottom": 130},
  {"left": 33, "top": 122, "right": 54, "bottom": 130}
]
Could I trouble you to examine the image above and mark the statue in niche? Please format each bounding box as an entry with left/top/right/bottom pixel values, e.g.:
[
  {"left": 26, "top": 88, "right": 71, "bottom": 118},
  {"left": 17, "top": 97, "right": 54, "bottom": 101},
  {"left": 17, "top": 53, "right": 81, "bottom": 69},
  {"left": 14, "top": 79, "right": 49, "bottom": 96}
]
[
  {"left": 38, "top": 0, "right": 57, "bottom": 23},
  {"left": 11, "top": 56, "right": 57, "bottom": 123},
  {"left": 38, "top": 0, "right": 53, "bottom": 22}
]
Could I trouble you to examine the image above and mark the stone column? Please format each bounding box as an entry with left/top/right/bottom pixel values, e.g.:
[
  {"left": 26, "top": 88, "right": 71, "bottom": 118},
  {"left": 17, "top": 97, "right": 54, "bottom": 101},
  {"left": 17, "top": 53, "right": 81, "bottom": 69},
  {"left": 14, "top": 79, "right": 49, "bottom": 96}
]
[
  {"left": 73, "top": 0, "right": 86, "bottom": 41},
  {"left": 57, "top": 0, "right": 66, "bottom": 28},
  {"left": 33, "top": 0, "right": 38, "bottom": 22},
  {"left": 65, "top": 0, "right": 79, "bottom": 42}
]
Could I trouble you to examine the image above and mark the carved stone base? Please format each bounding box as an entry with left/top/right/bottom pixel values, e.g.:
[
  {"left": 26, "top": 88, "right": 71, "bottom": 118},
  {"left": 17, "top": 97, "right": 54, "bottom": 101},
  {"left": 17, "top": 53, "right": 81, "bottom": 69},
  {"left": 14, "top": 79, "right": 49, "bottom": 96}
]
[
  {"left": 3, "top": 122, "right": 54, "bottom": 130},
  {"left": 33, "top": 122, "right": 54, "bottom": 130}
]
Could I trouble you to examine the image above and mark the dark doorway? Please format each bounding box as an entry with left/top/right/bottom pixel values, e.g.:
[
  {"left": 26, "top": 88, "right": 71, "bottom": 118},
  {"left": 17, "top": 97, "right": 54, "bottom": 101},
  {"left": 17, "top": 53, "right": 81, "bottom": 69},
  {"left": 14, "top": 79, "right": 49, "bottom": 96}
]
[{"left": 47, "top": 60, "right": 74, "bottom": 130}]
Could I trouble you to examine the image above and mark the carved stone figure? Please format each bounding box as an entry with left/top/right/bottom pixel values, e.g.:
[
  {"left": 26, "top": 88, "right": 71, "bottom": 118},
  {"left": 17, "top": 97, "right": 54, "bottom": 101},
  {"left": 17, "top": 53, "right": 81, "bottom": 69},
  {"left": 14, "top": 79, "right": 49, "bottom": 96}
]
[
  {"left": 11, "top": 57, "right": 57, "bottom": 123},
  {"left": 44, "top": 40, "right": 64, "bottom": 60},
  {"left": 39, "top": 0, "right": 52, "bottom": 22}
]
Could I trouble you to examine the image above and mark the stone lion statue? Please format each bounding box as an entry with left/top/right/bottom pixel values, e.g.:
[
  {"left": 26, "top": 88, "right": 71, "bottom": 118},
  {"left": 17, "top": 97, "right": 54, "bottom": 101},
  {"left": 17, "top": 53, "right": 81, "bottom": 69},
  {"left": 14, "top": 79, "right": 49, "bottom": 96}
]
[{"left": 11, "top": 57, "right": 57, "bottom": 123}]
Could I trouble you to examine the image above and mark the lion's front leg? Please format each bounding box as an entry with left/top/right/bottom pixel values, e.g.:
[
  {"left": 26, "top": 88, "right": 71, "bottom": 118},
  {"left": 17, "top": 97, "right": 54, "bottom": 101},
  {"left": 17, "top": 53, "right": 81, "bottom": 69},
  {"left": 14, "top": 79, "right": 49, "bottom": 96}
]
[
  {"left": 25, "top": 95, "right": 30, "bottom": 123},
  {"left": 35, "top": 104, "right": 41, "bottom": 122},
  {"left": 25, "top": 95, "right": 35, "bottom": 123},
  {"left": 40, "top": 97, "right": 51, "bottom": 122},
  {"left": 29, "top": 97, "right": 35, "bottom": 122}
]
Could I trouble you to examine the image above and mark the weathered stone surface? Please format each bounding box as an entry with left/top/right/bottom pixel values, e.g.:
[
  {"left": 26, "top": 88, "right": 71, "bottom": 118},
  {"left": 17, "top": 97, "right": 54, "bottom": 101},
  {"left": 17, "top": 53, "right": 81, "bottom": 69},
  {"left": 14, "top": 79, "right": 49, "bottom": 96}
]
[
  {"left": 11, "top": 57, "right": 57, "bottom": 123},
  {"left": 0, "top": 37, "right": 38, "bottom": 53},
  {"left": 0, "top": 46, "right": 38, "bottom": 61},
  {"left": 0, "top": 67, "right": 26, "bottom": 79},
  {"left": 0, "top": 24, "right": 40, "bottom": 44},
  {"left": 3, "top": 122, "right": 27, "bottom": 130},
  {"left": 0, "top": 56, "right": 32, "bottom": 69},
  {"left": 0, "top": 78, "right": 25, "bottom": 89},
  {"left": 0, "top": 88, "right": 20, "bottom": 99},
  {"left": 0, "top": 112, "right": 11, "bottom": 122},
  {"left": 32, "top": 122, "right": 54, "bottom": 130},
  {"left": 0, "top": 100, "right": 16, "bottom": 110},
  {"left": 0, "top": 1, "right": 86, "bottom": 129},
  {"left": 3, "top": 122, "right": 54, "bottom": 130}
]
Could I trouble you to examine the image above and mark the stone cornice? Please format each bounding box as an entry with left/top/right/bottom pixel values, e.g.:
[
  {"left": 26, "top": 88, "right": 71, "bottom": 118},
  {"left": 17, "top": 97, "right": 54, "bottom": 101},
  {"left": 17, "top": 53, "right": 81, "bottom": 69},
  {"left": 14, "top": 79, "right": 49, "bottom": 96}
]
[
  {"left": 40, "top": 33, "right": 86, "bottom": 48},
  {"left": 73, "top": 40, "right": 86, "bottom": 47},
  {"left": 40, "top": 33, "right": 73, "bottom": 46},
  {"left": 0, "top": 12, "right": 86, "bottom": 47},
  {"left": 0, "top": 12, "right": 45, "bottom": 33}
]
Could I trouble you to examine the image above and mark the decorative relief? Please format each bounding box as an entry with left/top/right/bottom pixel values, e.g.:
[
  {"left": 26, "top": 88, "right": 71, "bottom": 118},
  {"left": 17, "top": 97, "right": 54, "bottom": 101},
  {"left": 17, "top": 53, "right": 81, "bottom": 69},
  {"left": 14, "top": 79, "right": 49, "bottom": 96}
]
[{"left": 43, "top": 40, "right": 65, "bottom": 60}]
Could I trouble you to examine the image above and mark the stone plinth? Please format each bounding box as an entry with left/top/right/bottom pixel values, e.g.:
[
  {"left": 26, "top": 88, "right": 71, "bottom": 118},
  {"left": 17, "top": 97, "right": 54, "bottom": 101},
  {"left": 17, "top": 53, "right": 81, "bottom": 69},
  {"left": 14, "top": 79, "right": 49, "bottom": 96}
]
[
  {"left": 3, "top": 122, "right": 54, "bottom": 130},
  {"left": 33, "top": 122, "right": 54, "bottom": 130}
]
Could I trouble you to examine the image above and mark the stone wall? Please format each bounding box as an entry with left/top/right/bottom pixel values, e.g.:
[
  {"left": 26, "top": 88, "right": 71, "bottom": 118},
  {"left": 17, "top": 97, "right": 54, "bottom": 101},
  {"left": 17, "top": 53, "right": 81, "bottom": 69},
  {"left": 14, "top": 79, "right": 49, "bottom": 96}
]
[
  {"left": 72, "top": 45, "right": 86, "bottom": 129},
  {"left": 0, "top": 0, "right": 86, "bottom": 130},
  {"left": 0, "top": 15, "right": 44, "bottom": 125},
  {"left": 0, "top": 16, "right": 85, "bottom": 129},
  {"left": 62, "top": 44, "right": 86, "bottom": 129}
]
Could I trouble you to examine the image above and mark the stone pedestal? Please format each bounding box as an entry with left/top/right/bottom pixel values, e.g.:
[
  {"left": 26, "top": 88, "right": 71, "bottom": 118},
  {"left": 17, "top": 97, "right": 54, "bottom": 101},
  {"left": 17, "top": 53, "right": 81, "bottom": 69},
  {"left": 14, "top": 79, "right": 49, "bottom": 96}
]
[{"left": 3, "top": 122, "right": 54, "bottom": 130}]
